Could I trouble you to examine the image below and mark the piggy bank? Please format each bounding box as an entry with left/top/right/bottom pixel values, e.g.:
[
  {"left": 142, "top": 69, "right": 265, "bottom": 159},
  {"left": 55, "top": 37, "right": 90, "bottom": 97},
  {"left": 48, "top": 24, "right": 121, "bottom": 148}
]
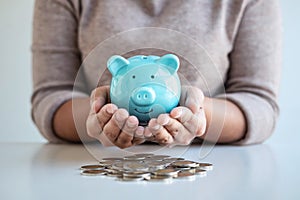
[{"left": 107, "top": 54, "right": 181, "bottom": 125}]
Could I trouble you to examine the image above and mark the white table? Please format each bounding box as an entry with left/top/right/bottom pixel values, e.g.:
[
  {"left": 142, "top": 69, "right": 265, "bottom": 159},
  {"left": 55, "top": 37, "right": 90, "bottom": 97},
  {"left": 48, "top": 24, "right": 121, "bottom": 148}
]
[{"left": 0, "top": 142, "right": 299, "bottom": 200}]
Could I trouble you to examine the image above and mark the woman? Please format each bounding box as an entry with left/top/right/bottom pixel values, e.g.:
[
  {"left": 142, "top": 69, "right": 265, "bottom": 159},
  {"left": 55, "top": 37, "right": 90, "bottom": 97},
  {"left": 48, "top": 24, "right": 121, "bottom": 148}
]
[{"left": 31, "top": 0, "right": 282, "bottom": 148}]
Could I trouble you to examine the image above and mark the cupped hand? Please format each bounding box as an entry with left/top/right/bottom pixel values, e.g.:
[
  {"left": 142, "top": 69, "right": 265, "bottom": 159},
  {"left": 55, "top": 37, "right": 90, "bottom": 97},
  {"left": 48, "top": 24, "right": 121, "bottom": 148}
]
[
  {"left": 86, "top": 86, "right": 145, "bottom": 148},
  {"left": 147, "top": 86, "right": 206, "bottom": 147}
]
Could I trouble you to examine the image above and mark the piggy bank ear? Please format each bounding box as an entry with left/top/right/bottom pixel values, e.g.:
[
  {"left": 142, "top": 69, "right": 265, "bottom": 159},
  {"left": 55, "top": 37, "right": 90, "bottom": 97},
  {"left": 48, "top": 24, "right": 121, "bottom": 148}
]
[
  {"left": 107, "top": 55, "right": 129, "bottom": 76},
  {"left": 156, "top": 54, "right": 180, "bottom": 74}
]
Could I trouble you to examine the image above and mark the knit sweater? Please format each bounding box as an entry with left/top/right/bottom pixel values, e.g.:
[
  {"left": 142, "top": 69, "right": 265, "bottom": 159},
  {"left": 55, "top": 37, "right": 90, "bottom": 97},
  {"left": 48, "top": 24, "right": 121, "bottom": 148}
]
[{"left": 31, "top": 0, "right": 282, "bottom": 144}]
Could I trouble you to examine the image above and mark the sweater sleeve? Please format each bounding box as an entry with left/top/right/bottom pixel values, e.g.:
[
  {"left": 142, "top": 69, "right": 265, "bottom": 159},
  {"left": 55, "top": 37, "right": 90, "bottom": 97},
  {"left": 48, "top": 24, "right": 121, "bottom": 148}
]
[
  {"left": 31, "top": 0, "right": 88, "bottom": 143},
  {"left": 216, "top": 0, "right": 282, "bottom": 144}
]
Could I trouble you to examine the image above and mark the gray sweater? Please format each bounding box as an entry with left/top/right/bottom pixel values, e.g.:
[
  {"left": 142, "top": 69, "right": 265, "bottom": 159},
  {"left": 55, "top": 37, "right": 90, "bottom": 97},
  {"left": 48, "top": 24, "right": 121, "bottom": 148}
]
[{"left": 31, "top": 0, "right": 282, "bottom": 144}]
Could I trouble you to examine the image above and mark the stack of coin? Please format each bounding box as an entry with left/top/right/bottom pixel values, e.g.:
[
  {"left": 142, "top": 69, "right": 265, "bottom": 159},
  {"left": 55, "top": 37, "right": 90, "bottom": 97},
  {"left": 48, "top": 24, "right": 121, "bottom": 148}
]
[{"left": 80, "top": 154, "right": 213, "bottom": 182}]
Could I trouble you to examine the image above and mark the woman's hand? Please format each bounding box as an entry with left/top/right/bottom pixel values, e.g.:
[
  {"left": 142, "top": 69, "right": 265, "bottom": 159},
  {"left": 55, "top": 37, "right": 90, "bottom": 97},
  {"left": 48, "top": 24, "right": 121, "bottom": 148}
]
[
  {"left": 86, "top": 86, "right": 145, "bottom": 149},
  {"left": 147, "top": 86, "right": 206, "bottom": 147}
]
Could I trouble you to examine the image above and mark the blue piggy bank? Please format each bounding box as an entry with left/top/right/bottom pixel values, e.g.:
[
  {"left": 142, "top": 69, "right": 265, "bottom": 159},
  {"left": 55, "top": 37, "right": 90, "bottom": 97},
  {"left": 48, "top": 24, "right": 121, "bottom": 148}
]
[{"left": 107, "top": 54, "right": 181, "bottom": 125}]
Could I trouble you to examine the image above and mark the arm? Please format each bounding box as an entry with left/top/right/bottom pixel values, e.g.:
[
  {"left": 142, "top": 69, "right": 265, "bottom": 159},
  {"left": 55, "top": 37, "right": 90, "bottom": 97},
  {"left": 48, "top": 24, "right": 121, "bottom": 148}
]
[
  {"left": 31, "top": 0, "right": 89, "bottom": 142},
  {"left": 53, "top": 98, "right": 91, "bottom": 142},
  {"left": 217, "top": 0, "right": 282, "bottom": 144},
  {"left": 202, "top": 97, "right": 246, "bottom": 143},
  {"left": 148, "top": 0, "right": 282, "bottom": 145}
]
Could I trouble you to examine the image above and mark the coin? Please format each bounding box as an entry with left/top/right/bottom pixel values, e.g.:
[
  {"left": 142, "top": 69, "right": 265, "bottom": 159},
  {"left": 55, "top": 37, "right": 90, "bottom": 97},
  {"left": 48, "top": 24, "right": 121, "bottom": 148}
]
[
  {"left": 81, "top": 169, "right": 107, "bottom": 176},
  {"left": 145, "top": 161, "right": 166, "bottom": 171},
  {"left": 194, "top": 169, "right": 207, "bottom": 177},
  {"left": 124, "top": 155, "right": 145, "bottom": 161},
  {"left": 100, "top": 157, "right": 123, "bottom": 161},
  {"left": 152, "top": 168, "right": 179, "bottom": 177},
  {"left": 176, "top": 171, "right": 196, "bottom": 180},
  {"left": 197, "top": 163, "right": 213, "bottom": 170},
  {"left": 99, "top": 160, "right": 117, "bottom": 167},
  {"left": 148, "top": 155, "right": 170, "bottom": 160},
  {"left": 80, "top": 164, "right": 105, "bottom": 170},
  {"left": 118, "top": 176, "right": 145, "bottom": 182},
  {"left": 105, "top": 168, "right": 120, "bottom": 174},
  {"left": 134, "top": 153, "right": 154, "bottom": 157},
  {"left": 146, "top": 175, "right": 173, "bottom": 183},
  {"left": 178, "top": 168, "right": 196, "bottom": 174},
  {"left": 172, "top": 160, "right": 199, "bottom": 168},
  {"left": 123, "top": 162, "right": 149, "bottom": 172},
  {"left": 123, "top": 172, "right": 151, "bottom": 179},
  {"left": 163, "top": 158, "right": 184, "bottom": 163},
  {"left": 106, "top": 173, "right": 123, "bottom": 178}
]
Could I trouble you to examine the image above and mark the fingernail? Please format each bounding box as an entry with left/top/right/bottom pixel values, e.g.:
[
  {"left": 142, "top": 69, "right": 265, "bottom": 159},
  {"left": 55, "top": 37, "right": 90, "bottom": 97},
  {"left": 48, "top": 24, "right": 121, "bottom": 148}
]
[
  {"left": 135, "top": 126, "right": 144, "bottom": 136},
  {"left": 106, "top": 105, "right": 116, "bottom": 114},
  {"left": 144, "top": 128, "right": 152, "bottom": 137},
  {"left": 115, "top": 112, "right": 123, "bottom": 122},
  {"left": 152, "top": 124, "right": 160, "bottom": 131},
  {"left": 173, "top": 108, "right": 182, "bottom": 118},
  {"left": 159, "top": 116, "right": 169, "bottom": 125},
  {"left": 93, "top": 99, "right": 101, "bottom": 112},
  {"left": 127, "top": 118, "right": 137, "bottom": 128}
]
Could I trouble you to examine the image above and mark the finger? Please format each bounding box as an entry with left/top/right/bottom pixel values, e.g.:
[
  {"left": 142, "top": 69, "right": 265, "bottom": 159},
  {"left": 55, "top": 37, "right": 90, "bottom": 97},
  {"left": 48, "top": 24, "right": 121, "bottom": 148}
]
[
  {"left": 102, "top": 108, "right": 128, "bottom": 142},
  {"left": 181, "top": 86, "right": 204, "bottom": 113},
  {"left": 144, "top": 126, "right": 153, "bottom": 138},
  {"left": 115, "top": 116, "right": 138, "bottom": 148},
  {"left": 86, "top": 114, "right": 102, "bottom": 138},
  {"left": 90, "top": 86, "right": 110, "bottom": 106},
  {"left": 132, "top": 126, "right": 146, "bottom": 145},
  {"left": 88, "top": 98, "right": 101, "bottom": 114},
  {"left": 148, "top": 119, "right": 174, "bottom": 145},
  {"left": 96, "top": 104, "right": 118, "bottom": 130},
  {"left": 195, "top": 108, "right": 207, "bottom": 136},
  {"left": 162, "top": 121, "right": 193, "bottom": 146},
  {"left": 170, "top": 107, "right": 204, "bottom": 136},
  {"left": 134, "top": 126, "right": 145, "bottom": 138},
  {"left": 157, "top": 113, "right": 196, "bottom": 146},
  {"left": 157, "top": 114, "right": 182, "bottom": 137},
  {"left": 86, "top": 100, "right": 105, "bottom": 138}
]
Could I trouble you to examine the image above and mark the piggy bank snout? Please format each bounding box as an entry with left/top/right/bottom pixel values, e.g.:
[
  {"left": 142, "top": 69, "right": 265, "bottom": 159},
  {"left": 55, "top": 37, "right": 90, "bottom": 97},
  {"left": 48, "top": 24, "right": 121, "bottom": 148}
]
[{"left": 131, "top": 87, "right": 156, "bottom": 106}]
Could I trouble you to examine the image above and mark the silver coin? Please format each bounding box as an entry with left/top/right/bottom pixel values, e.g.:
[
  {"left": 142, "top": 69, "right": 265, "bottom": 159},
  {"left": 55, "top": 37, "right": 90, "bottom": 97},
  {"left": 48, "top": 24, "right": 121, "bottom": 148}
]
[
  {"left": 80, "top": 164, "right": 105, "bottom": 170},
  {"left": 105, "top": 168, "right": 120, "bottom": 174},
  {"left": 117, "top": 176, "right": 145, "bottom": 182},
  {"left": 134, "top": 153, "right": 154, "bottom": 157},
  {"left": 178, "top": 168, "right": 196, "bottom": 173},
  {"left": 123, "top": 155, "right": 145, "bottom": 161},
  {"left": 176, "top": 171, "right": 196, "bottom": 181},
  {"left": 152, "top": 168, "right": 179, "bottom": 177},
  {"left": 172, "top": 160, "right": 199, "bottom": 168},
  {"left": 148, "top": 155, "right": 170, "bottom": 160},
  {"left": 100, "top": 157, "right": 123, "bottom": 161},
  {"left": 123, "top": 172, "right": 151, "bottom": 179},
  {"left": 106, "top": 173, "right": 123, "bottom": 178},
  {"left": 145, "top": 161, "right": 166, "bottom": 171},
  {"left": 197, "top": 163, "right": 213, "bottom": 171},
  {"left": 163, "top": 158, "right": 184, "bottom": 163},
  {"left": 81, "top": 169, "right": 107, "bottom": 176},
  {"left": 146, "top": 175, "right": 173, "bottom": 183},
  {"left": 99, "top": 160, "right": 117, "bottom": 167},
  {"left": 123, "top": 162, "right": 149, "bottom": 172},
  {"left": 111, "top": 162, "right": 124, "bottom": 171},
  {"left": 194, "top": 169, "right": 207, "bottom": 177}
]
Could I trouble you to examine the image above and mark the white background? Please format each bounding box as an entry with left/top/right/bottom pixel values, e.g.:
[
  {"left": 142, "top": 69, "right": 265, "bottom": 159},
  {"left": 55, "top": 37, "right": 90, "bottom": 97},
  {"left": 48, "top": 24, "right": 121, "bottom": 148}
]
[{"left": 0, "top": 0, "right": 299, "bottom": 143}]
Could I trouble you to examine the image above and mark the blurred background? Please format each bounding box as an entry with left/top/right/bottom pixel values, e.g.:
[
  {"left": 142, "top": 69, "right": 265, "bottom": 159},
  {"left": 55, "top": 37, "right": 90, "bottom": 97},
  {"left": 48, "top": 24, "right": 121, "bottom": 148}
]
[{"left": 0, "top": 0, "right": 299, "bottom": 144}]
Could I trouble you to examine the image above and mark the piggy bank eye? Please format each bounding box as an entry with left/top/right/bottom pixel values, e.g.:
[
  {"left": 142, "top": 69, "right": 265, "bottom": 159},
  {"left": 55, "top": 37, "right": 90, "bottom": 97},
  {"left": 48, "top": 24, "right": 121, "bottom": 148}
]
[
  {"left": 150, "top": 75, "right": 155, "bottom": 79},
  {"left": 132, "top": 75, "right": 136, "bottom": 79}
]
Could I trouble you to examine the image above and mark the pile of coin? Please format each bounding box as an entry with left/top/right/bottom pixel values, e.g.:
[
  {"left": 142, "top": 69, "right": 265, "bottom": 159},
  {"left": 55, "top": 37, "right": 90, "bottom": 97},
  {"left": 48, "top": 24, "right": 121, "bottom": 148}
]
[{"left": 80, "top": 153, "right": 213, "bottom": 182}]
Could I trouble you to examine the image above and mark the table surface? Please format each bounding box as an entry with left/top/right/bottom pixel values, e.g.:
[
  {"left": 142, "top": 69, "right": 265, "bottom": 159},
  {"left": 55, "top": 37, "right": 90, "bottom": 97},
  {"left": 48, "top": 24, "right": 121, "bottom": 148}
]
[{"left": 0, "top": 142, "right": 299, "bottom": 200}]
